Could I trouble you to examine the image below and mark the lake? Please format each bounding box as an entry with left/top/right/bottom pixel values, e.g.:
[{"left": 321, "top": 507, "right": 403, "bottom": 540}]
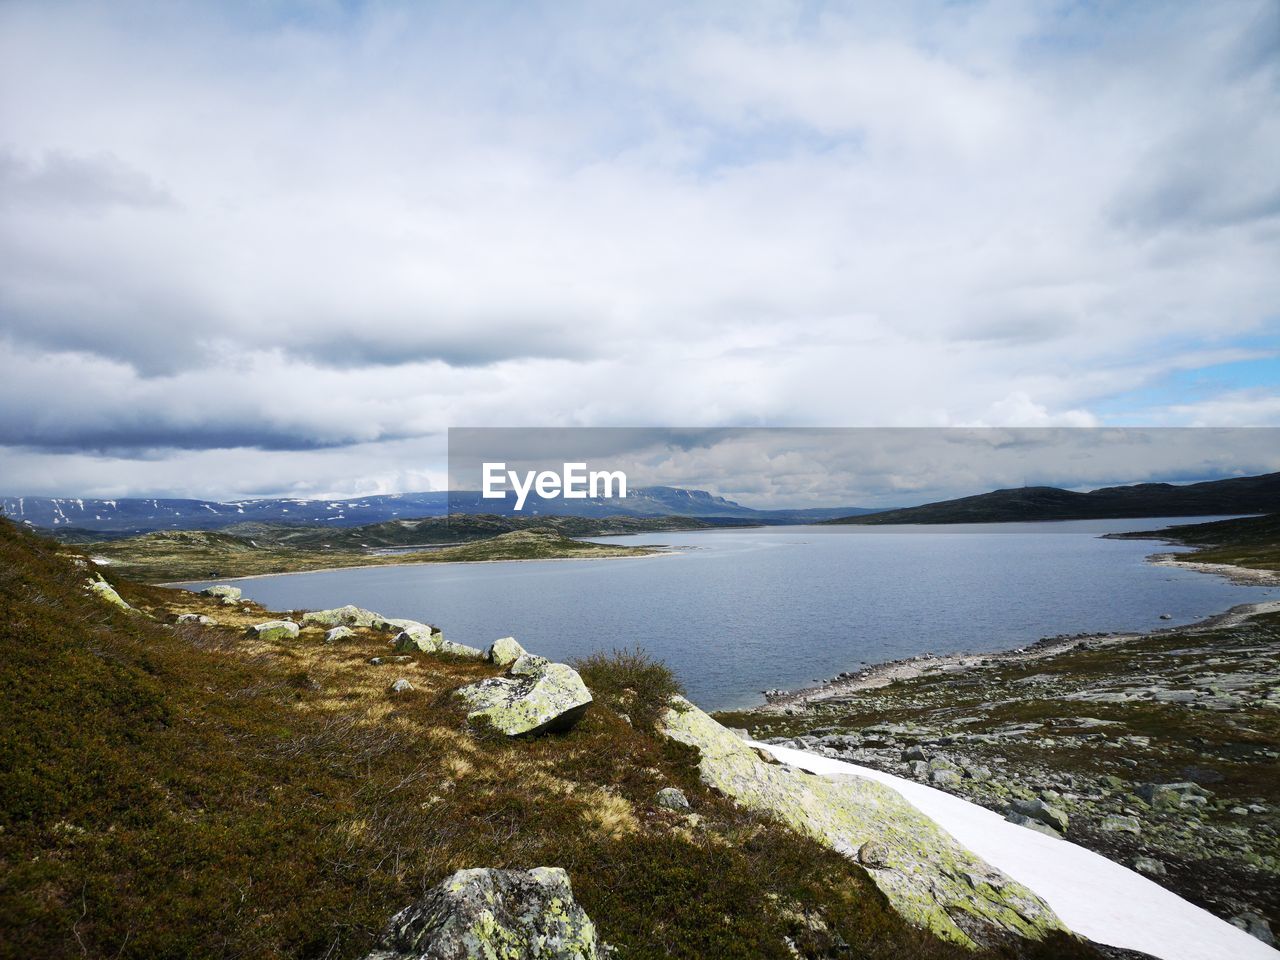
[{"left": 185, "top": 518, "right": 1277, "bottom": 710}]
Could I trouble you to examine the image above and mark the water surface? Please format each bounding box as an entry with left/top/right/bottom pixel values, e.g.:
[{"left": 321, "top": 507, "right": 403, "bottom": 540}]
[{"left": 186, "top": 518, "right": 1276, "bottom": 710}]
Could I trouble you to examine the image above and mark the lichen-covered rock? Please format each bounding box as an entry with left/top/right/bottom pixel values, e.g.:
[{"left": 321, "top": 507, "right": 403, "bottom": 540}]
[
  {"left": 246, "top": 620, "right": 300, "bottom": 641},
  {"left": 201, "top": 585, "right": 242, "bottom": 600},
  {"left": 486, "top": 636, "right": 527, "bottom": 667},
  {"left": 456, "top": 656, "right": 592, "bottom": 736},
  {"left": 439, "top": 639, "right": 484, "bottom": 658},
  {"left": 393, "top": 626, "right": 444, "bottom": 653},
  {"left": 656, "top": 787, "right": 690, "bottom": 811},
  {"left": 325, "top": 626, "right": 355, "bottom": 643},
  {"left": 176, "top": 613, "right": 217, "bottom": 625},
  {"left": 373, "top": 615, "right": 438, "bottom": 635},
  {"left": 87, "top": 577, "right": 132, "bottom": 611},
  {"left": 660, "top": 698, "right": 1068, "bottom": 948},
  {"left": 361, "top": 867, "right": 601, "bottom": 960},
  {"left": 301, "top": 604, "right": 379, "bottom": 628}
]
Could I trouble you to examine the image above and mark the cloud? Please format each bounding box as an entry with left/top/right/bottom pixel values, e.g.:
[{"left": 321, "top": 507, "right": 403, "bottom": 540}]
[{"left": 0, "top": 0, "right": 1277, "bottom": 497}]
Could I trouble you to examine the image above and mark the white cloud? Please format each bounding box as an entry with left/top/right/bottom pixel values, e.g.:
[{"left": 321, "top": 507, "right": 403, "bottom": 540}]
[{"left": 0, "top": 1, "right": 1277, "bottom": 498}]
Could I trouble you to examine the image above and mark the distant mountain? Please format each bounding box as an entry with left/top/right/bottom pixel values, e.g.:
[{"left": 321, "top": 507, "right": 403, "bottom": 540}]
[
  {"left": 0, "top": 492, "right": 450, "bottom": 533},
  {"left": 825, "top": 472, "right": 1280, "bottom": 525},
  {"left": 2, "top": 487, "right": 878, "bottom": 535}
]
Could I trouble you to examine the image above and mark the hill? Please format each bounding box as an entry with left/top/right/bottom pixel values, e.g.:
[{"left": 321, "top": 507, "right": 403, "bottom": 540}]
[
  {"left": 825, "top": 472, "right": 1280, "bottom": 525},
  {"left": 0, "top": 519, "right": 1094, "bottom": 959},
  {"left": 1107, "top": 512, "right": 1280, "bottom": 573}
]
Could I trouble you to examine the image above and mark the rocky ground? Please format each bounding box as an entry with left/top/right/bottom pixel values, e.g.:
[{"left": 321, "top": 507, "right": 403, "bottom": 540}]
[{"left": 719, "top": 605, "right": 1280, "bottom": 948}]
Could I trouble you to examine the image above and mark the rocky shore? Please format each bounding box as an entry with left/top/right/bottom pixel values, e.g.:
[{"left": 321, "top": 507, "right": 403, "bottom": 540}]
[{"left": 721, "top": 594, "right": 1280, "bottom": 947}]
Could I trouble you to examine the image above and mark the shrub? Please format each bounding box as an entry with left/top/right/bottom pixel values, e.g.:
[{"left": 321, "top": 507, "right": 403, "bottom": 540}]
[{"left": 573, "top": 646, "right": 685, "bottom": 731}]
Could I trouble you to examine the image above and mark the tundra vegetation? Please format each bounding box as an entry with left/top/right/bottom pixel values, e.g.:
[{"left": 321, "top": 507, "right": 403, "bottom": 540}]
[
  {"left": 0, "top": 520, "right": 1105, "bottom": 959},
  {"left": 81, "top": 525, "right": 660, "bottom": 583}
]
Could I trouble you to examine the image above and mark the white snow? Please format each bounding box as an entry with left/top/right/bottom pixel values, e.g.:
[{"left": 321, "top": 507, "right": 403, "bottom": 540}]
[{"left": 753, "top": 742, "right": 1278, "bottom": 960}]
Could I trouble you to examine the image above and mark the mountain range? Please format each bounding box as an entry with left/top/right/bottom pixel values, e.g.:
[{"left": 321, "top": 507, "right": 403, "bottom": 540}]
[{"left": 0, "top": 487, "right": 877, "bottom": 535}]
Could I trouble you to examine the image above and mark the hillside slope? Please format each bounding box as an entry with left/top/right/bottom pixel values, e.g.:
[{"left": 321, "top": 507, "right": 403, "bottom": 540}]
[
  {"left": 827, "top": 472, "right": 1280, "bottom": 524},
  {"left": 0, "top": 520, "right": 1099, "bottom": 959}
]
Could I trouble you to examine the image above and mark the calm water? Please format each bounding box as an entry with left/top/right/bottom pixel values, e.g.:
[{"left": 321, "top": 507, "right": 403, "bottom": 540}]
[{"left": 186, "top": 518, "right": 1276, "bottom": 710}]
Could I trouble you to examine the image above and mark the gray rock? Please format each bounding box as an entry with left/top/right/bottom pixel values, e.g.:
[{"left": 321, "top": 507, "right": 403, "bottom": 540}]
[
  {"left": 1005, "top": 812, "right": 1064, "bottom": 840},
  {"left": 1231, "top": 912, "right": 1275, "bottom": 947},
  {"left": 201, "top": 585, "right": 241, "bottom": 600},
  {"left": 930, "top": 769, "right": 963, "bottom": 788},
  {"left": 301, "top": 604, "right": 379, "bottom": 628},
  {"left": 176, "top": 613, "right": 216, "bottom": 625},
  {"left": 393, "top": 626, "right": 445, "bottom": 653},
  {"left": 902, "top": 745, "right": 928, "bottom": 762},
  {"left": 655, "top": 787, "right": 690, "bottom": 811},
  {"left": 456, "top": 656, "right": 592, "bottom": 736},
  {"left": 87, "top": 577, "right": 133, "bottom": 611},
  {"left": 246, "top": 620, "right": 300, "bottom": 641},
  {"left": 389, "top": 678, "right": 414, "bottom": 695},
  {"left": 1100, "top": 815, "right": 1141, "bottom": 835},
  {"left": 857, "top": 841, "right": 890, "bottom": 868},
  {"left": 1133, "top": 856, "right": 1166, "bottom": 877},
  {"left": 1137, "top": 782, "right": 1211, "bottom": 811},
  {"left": 486, "top": 636, "right": 528, "bottom": 667},
  {"left": 438, "top": 638, "right": 485, "bottom": 659},
  {"left": 325, "top": 626, "right": 355, "bottom": 643},
  {"left": 1008, "top": 798, "right": 1069, "bottom": 833},
  {"left": 362, "top": 867, "right": 601, "bottom": 960}
]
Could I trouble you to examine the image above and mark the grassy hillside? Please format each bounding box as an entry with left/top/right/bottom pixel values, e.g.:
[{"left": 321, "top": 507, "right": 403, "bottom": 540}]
[
  {"left": 0, "top": 520, "right": 1098, "bottom": 959},
  {"left": 1109, "top": 513, "right": 1280, "bottom": 572},
  {"left": 826, "top": 472, "right": 1280, "bottom": 525},
  {"left": 83, "top": 527, "right": 661, "bottom": 583}
]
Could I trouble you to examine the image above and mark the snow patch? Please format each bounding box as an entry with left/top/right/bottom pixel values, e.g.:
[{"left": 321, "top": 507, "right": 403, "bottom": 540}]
[{"left": 752, "top": 742, "right": 1278, "bottom": 960}]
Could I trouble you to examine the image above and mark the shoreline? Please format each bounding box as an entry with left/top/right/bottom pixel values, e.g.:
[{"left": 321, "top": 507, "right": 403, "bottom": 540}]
[
  {"left": 750, "top": 554, "right": 1280, "bottom": 715},
  {"left": 157, "top": 545, "right": 682, "bottom": 588}
]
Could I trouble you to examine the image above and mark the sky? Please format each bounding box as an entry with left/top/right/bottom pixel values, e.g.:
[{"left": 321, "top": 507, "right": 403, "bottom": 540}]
[{"left": 1, "top": 0, "right": 1278, "bottom": 503}]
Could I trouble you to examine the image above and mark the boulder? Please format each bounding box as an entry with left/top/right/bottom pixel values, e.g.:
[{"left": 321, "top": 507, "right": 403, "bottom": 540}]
[
  {"left": 1008, "top": 798, "right": 1069, "bottom": 833},
  {"left": 1230, "top": 912, "right": 1275, "bottom": 947},
  {"left": 655, "top": 787, "right": 690, "bottom": 811},
  {"left": 325, "top": 626, "right": 355, "bottom": 643},
  {"left": 1137, "top": 782, "right": 1211, "bottom": 811},
  {"left": 1100, "top": 814, "right": 1141, "bottom": 835},
  {"left": 1134, "top": 856, "right": 1166, "bottom": 877},
  {"left": 487, "top": 636, "right": 528, "bottom": 667},
  {"left": 246, "top": 620, "right": 300, "bottom": 641},
  {"left": 373, "top": 615, "right": 438, "bottom": 634},
  {"left": 456, "top": 656, "right": 592, "bottom": 737},
  {"left": 1005, "top": 813, "right": 1063, "bottom": 840},
  {"left": 438, "top": 639, "right": 485, "bottom": 659},
  {"left": 389, "top": 678, "right": 414, "bottom": 695},
  {"left": 929, "top": 769, "right": 962, "bottom": 788},
  {"left": 86, "top": 577, "right": 132, "bottom": 611},
  {"left": 201, "top": 585, "right": 241, "bottom": 600},
  {"left": 660, "top": 699, "right": 1067, "bottom": 948},
  {"left": 393, "top": 626, "right": 445, "bottom": 653},
  {"left": 361, "top": 867, "right": 601, "bottom": 960},
  {"left": 301, "top": 604, "right": 379, "bottom": 628},
  {"left": 176, "top": 613, "right": 217, "bottom": 625}
]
